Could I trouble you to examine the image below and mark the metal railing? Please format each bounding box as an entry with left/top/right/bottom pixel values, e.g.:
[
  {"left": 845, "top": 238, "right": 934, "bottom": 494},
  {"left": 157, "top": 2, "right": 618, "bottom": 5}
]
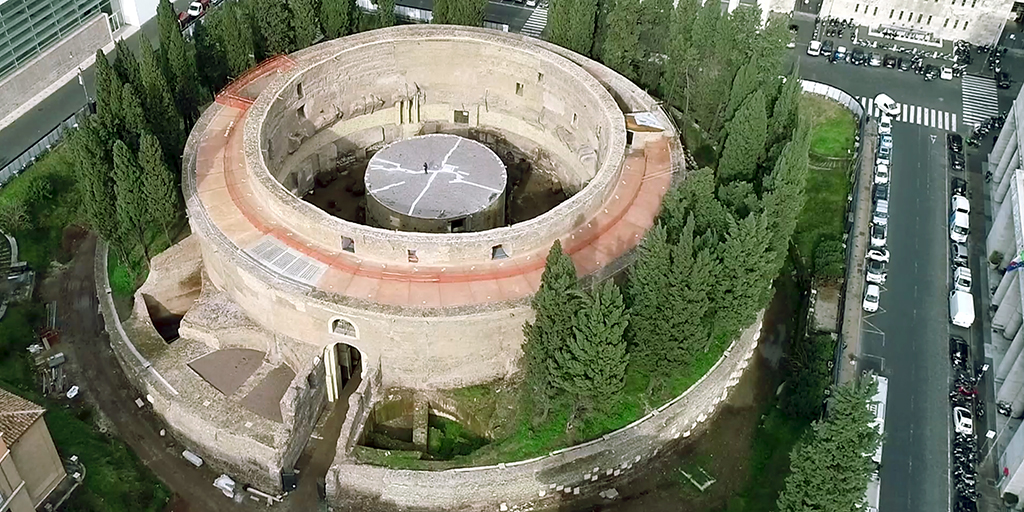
[{"left": 0, "top": 102, "right": 93, "bottom": 188}]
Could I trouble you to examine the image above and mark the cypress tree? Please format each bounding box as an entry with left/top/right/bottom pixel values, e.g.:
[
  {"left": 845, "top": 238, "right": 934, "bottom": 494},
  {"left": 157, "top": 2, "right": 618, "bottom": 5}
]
[
  {"left": 661, "top": 0, "right": 699, "bottom": 110},
  {"left": 432, "top": 0, "right": 485, "bottom": 26},
  {"left": 113, "top": 39, "right": 142, "bottom": 90},
  {"left": 548, "top": 0, "right": 597, "bottom": 56},
  {"left": 94, "top": 49, "right": 124, "bottom": 139},
  {"left": 762, "top": 123, "right": 810, "bottom": 277},
  {"left": 634, "top": 0, "right": 671, "bottom": 92},
  {"left": 590, "top": 0, "right": 611, "bottom": 58},
  {"left": 112, "top": 140, "right": 151, "bottom": 260},
  {"left": 220, "top": 2, "right": 257, "bottom": 76},
  {"left": 777, "top": 377, "right": 881, "bottom": 512},
  {"left": 718, "top": 90, "right": 767, "bottom": 183},
  {"left": 724, "top": 61, "right": 759, "bottom": 125},
  {"left": 121, "top": 83, "right": 147, "bottom": 147},
  {"left": 625, "top": 224, "right": 673, "bottom": 369},
  {"left": 768, "top": 73, "right": 802, "bottom": 150},
  {"left": 321, "top": 0, "right": 353, "bottom": 38},
  {"left": 550, "top": 280, "right": 629, "bottom": 418},
  {"left": 658, "top": 167, "right": 730, "bottom": 243},
  {"left": 139, "top": 131, "right": 182, "bottom": 243},
  {"left": 158, "top": 0, "right": 203, "bottom": 127},
  {"left": 521, "top": 240, "right": 580, "bottom": 422},
  {"left": 712, "top": 213, "right": 773, "bottom": 338},
  {"left": 140, "top": 36, "right": 185, "bottom": 169},
  {"left": 73, "top": 118, "right": 120, "bottom": 247},
  {"left": 291, "top": 0, "right": 319, "bottom": 49},
  {"left": 600, "top": 0, "right": 642, "bottom": 81},
  {"left": 251, "top": 0, "right": 295, "bottom": 57},
  {"left": 377, "top": 0, "right": 396, "bottom": 27},
  {"left": 193, "top": 13, "right": 231, "bottom": 93}
]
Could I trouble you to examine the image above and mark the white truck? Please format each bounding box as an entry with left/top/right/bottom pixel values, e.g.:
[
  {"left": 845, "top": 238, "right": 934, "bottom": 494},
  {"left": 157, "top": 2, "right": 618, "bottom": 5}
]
[{"left": 949, "top": 290, "right": 975, "bottom": 328}]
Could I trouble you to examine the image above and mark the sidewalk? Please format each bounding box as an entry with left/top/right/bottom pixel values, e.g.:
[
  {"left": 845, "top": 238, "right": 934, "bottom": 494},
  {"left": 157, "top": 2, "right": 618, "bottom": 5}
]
[{"left": 839, "top": 120, "right": 876, "bottom": 385}]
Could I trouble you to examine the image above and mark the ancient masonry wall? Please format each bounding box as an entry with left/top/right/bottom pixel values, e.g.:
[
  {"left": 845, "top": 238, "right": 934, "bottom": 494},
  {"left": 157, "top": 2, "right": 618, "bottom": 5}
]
[{"left": 325, "top": 311, "right": 765, "bottom": 511}]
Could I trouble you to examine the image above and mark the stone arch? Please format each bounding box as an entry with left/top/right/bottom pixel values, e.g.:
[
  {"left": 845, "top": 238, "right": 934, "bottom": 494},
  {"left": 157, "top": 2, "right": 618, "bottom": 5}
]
[
  {"left": 329, "top": 316, "right": 358, "bottom": 339},
  {"left": 324, "top": 341, "right": 363, "bottom": 403}
]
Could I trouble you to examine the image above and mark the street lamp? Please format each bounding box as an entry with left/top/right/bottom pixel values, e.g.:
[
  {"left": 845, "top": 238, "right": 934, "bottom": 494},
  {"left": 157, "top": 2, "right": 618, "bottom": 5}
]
[{"left": 77, "top": 67, "right": 89, "bottom": 104}]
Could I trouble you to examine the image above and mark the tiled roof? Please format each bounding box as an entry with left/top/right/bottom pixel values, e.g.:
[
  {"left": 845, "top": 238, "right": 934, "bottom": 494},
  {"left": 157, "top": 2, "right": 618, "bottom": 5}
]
[{"left": 0, "top": 388, "right": 45, "bottom": 443}]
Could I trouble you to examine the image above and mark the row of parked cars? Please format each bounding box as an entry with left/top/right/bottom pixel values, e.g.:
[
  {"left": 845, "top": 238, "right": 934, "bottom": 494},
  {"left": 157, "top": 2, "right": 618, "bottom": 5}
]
[
  {"left": 947, "top": 133, "right": 976, "bottom": 329},
  {"left": 808, "top": 40, "right": 956, "bottom": 80},
  {"left": 863, "top": 95, "right": 899, "bottom": 313}
]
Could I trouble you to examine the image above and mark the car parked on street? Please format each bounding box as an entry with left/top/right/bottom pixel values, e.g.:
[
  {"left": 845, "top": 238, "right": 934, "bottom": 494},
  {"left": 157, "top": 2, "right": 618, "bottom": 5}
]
[
  {"left": 952, "top": 195, "right": 970, "bottom": 215},
  {"left": 998, "top": 71, "right": 1012, "bottom": 89},
  {"left": 868, "top": 248, "right": 890, "bottom": 263},
  {"left": 822, "top": 40, "right": 835, "bottom": 57},
  {"left": 949, "top": 151, "right": 965, "bottom": 172},
  {"left": 849, "top": 48, "right": 867, "bottom": 65},
  {"left": 880, "top": 135, "right": 893, "bottom": 149},
  {"left": 877, "top": 145, "right": 891, "bottom": 160},
  {"left": 878, "top": 115, "right": 892, "bottom": 135},
  {"left": 951, "top": 177, "right": 968, "bottom": 196},
  {"left": 948, "top": 133, "right": 964, "bottom": 153},
  {"left": 873, "top": 199, "right": 889, "bottom": 225},
  {"left": 898, "top": 57, "right": 910, "bottom": 71},
  {"left": 869, "top": 52, "right": 883, "bottom": 67},
  {"left": 833, "top": 46, "right": 848, "bottom": 63},
  {"left": 808, "top": 40, "right": 822, "bottom": 56},
  {"left": 864, "top": 284, "right": 881, "bottom": 312},
  {"left": 924, "top": 64, "right": 940, "bottom": 80},
  {"left": 874, "top": 163, "right": 889, "bottom": 185},
  {"left": 876, "top": 155, "right": 891, "bottom": 168},
  {"left": 870, "top": 223, "right": 888, "bottom": 248},
  {"left": 883, "top": 54, "right": 897, "bottom": 68},
  {"left": 941, "top": 66, "right": 954, "bottom": 80},
  {"left": 950, "top": 335, "right": 970, "bottom": 367},
  {"left": 951, "top": 241, "right": 969, "bottom": 268},
  {"left": 873, "top": 182, "right": 889, "bottom": 203},
  {"left": 953, "top": 406, "right": 974, "bottom": 435},
  {"left": 874, "top": 94, "right": 901, "bottom": 116},
  {"left": 866, "top": 258, "right": 887, "bottom": 284}
]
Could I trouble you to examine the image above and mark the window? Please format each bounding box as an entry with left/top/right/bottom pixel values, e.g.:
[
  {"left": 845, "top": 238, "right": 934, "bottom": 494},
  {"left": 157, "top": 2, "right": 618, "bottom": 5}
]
[
  {"left": 972, "top": 0, "right": 976, "bottom": 6},
  {"left": 454, "top": 110, "right": 469, "bottom": 123},
  {"left": 515, "top": 82, "right": 524, "bottom": 96},
  {"left": 889, "top": 9, "right": 894, "bottom": 18},
  {"left": 928, "top": 15, "right": 933, "bottom": 24},
  {"left": 297, "top": 104, "right": 306, "bottom": 119},
  {"left": 873, "top": 6, "right": 878, "bottom": 15},
  {"left": 332, "top": 318, "right": 357, "bottom": 338},
  {"left": 898, "top": 10, "right": 904, "bottom": 20},
  {"left": 944, "top": 18, "right": 949, "bottom": 27},
  {"left": 408, "top": 249, "right": 418, "bottom": 263},
  {"left": 964, "top": 20, "right": 969, "bottom": 29},
  {"left": 954, "top": 19, "right": 959, "bottom": 28},
  {"left": 297, "top": 82, "right": 303, "bottom": 98},
  {"left": 492, "top": 244, "right": 508, "bottom": 260},
  {"left": 855, "top": 3, "right": 859, "bottom": 11},
  {"left": 342, "top": 236, "right": 355, "bottom": 253},
  {"left": 450, "top": 218, "right": 466, "bottom": 232},
  {"left": 917, "top": 13, "right": 923, "bottom": 22},
  {"left": 572, "top": 112, "right": 578, "bottom": 126}
]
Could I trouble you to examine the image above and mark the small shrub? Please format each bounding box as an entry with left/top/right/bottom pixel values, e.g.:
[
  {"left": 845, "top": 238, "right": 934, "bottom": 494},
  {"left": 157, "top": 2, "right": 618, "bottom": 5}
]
[
  {"left": 812, "top": 238, "right": 845, "bottom": 279},
  {"left": 0, "top": 197, "right": 30, "bottom": 232},
  {"left": 991, "top": 251, "right": 1005, "bottom": 267}
]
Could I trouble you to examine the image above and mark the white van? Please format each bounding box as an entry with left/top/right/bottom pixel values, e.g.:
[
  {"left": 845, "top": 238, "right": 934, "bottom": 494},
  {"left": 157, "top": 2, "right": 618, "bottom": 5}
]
[
  {"left": 949, "top": 290, "right": 975, "bottom": 328},
  {"left": 873, "top": 199, "right": 889, "bottom": 226},
  {"left": 807, "top": 40, "right": 822, "bottom": 56},
  {"left": 949, "top": 211, "right": 969, "bottom": 243}
]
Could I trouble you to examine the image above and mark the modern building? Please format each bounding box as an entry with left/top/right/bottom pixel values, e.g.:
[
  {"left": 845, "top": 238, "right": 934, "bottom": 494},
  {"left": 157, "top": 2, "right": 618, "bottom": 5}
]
[
  {"left": 0, "top": 388, "right": 66, "bottom": 512},
  {"left": 0, "top": 0, "right": 160, "bottom": 131},
  {"left": 818, "top": 0, "right": 1015, "bottom": 44}
]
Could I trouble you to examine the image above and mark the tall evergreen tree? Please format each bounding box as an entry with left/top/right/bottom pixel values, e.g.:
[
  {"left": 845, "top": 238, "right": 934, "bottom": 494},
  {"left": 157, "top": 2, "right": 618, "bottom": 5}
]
[
  {"left": 251, "top": 0, "right": 295, "bottom": 57},
  {"left": 634, "top": 0, "right": 671, "bottom": 91},
  {"left": 600, "top": 0, "right": 642, "bottom": 81},
  {"left": 521, "top": 240, "right": 580, "bottom": 422},
  {"left": 550, "top": 280, "right": 629, "bottom": 418},
  {"left": 140, "top": 36, "right": 185, "bottom": 169},
  {"left": 590, "top": 0, "right": 612, "bottom": 58},
  {"left": 113, "top": 39, "right": 142, "bottom": 90},
  {"left": 712, "top": 213, "right": 773, "bottom": 337},
  {"left": 548, "top": 0, "right": 597, "bottom": 56},
  {"left": 377, "top": 0, "right": 396, "bottom": 27},
  {"left": 432, "top": 0, "right": 485, "bottom": 26},
  {"left": 220, "top": 2, "right": 257, "bottom": 76},
  {"left": 762, "top": 123, "right": 810, "bottom": 276},
  {"left": 625, "top": 224, "right": 673, "bottom": 368},
  {"left": 94, "top": 49, "right": 124, "bottom": 139},
  {"left": 321, "top": 0, "right": 354, "bottom": 38},
  {"left": 718, "top": 90, "right": 767, "bottom": 183},
  {"left": 659, "top": 167, "right": 730, "bottom": 243},
  {"left": 777, "top": 377, "right": 881, "bottom": 512},
  {"left": 157, "top": 0, "right": 203, "bottom": 127},
  {"left": 661, "top": 0, "right": 699, "bottom": 110},
  {"left": 139, "top": 131, "right": 182, "bottom": 243},
  {"left": 193, "top": 14, "right": 231, "bottom": 93},
  {"left": 724, "top": 60, "right": 759, "bottom": 125},
  {"left": 291, "top": 0, "right": 320, "bottom": 49},
  {"left": 73, "top": 118, "right": 120, "bottom": 247},
  {"left": 112, "top": 140, "right": 151, "bottom": 260},
  {"left": 768, "top": 73, "right": 802, "bottom": 151},
  {"left": 121, "top": 83, "right": 147, "bottom": 147}
]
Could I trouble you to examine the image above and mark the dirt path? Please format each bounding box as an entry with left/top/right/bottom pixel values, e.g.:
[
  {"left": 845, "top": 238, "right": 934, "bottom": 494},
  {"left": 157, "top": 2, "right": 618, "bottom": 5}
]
[{"left": 44, "top": 233, "right": 251, "bottom": 512}]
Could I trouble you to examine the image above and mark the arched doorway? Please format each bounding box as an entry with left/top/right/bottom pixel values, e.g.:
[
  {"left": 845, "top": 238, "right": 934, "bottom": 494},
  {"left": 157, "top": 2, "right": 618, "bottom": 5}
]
[{"left": 325, "top": 318, "right": 362, "bottom": 403}]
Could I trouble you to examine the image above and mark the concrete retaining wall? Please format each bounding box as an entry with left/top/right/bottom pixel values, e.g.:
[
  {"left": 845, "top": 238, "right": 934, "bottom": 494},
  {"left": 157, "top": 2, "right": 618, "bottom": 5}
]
[{"left": 326, "top": 311, "right": 765, "bottom": 511}]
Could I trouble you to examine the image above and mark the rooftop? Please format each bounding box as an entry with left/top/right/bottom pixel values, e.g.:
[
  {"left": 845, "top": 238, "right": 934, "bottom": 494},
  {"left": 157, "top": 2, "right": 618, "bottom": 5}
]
[{"left": 0, "top": 387, "right": 45, "bottom": 443}]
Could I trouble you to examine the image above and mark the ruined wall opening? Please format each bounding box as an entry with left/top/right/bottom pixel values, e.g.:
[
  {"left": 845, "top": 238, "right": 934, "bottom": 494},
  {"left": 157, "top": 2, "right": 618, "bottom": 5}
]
[{"left": 324, "top": 339, "right": 361, "bottom": 403}]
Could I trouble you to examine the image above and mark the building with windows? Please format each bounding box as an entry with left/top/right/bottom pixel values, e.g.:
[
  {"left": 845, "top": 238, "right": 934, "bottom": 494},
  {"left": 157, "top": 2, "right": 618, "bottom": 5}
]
[
  {"left": 818, "top": 0, "right": 1015, "bottom": 44},
  {"left": 0, "top": 0, "right": 159, "bottom": 130},
  {"left": 0, "top": 388, "right": 66, "bottom": 512}
]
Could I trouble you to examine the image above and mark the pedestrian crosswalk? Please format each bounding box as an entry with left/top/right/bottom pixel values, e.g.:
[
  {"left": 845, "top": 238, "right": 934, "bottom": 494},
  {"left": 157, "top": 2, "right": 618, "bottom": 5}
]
[
  {"left": 856, "top": 96, "right": 958, "bottom": 131},
  {"left": 520, "top": 6, "right": 547, "bottom": 38},
  {"left": 961, "top": 74, "right": 1000, "bottom": 128}
]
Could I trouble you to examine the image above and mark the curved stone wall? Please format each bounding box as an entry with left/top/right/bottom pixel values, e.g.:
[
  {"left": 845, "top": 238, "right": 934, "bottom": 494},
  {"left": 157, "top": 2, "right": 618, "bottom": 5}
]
[{"left": 243, "top": 26, "right": 627, "bottom": 265}]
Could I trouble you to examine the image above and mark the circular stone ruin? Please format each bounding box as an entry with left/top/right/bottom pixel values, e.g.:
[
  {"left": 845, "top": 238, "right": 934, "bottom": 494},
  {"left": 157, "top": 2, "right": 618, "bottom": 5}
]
[{"left": 364, "top": 134, "right": 507, "bottom": 233}]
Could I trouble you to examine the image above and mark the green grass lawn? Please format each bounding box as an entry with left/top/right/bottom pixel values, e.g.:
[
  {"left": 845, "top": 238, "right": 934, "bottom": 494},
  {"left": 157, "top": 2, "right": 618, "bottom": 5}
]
[
  {"left": 722, "top": 408, "right": 810, "bottom": 512},
  {"left": 802, "top": 94, "right": 857, "bottom": 159}
]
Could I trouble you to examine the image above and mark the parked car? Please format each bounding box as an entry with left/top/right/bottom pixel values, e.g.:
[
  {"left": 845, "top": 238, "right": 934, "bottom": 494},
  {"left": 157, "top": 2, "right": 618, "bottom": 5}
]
[
  {"left": 874, "top": 164, "right": 890, "bottom": 185},
  {"left": 877, "top": 144, "right": 892, "bottom": 160},
  {"left": 873, "top": 182, "right": 889, "bottom": 203},
  {"left": 187, "top": 1, "right": 203, "bottom": 16},
  {"left": 950, "top": 335, "right": 970, "bottom": 367},
  {"left": 949, "top": 151, "right": 965, "bottom": 172},
  {"left": 948, "top": 133, "right": 964, "bottom": 153},
  {"left": 833, "top": 46, "right": 848, "bottom": 63},
  {"left": 953, "top": 406, "right": 974, "bottom": 435},
  {"left": 864, "top": 284, "right": 881, "bottom": 312},
  {"left": 866, "top": 258, "right": 888, "bottom": 284},
  {"left": 873, "top": 199, "right": 889, "bottom": 225},
  {"left": 951, "top": 241, "right": 969, "bottom": 268},
  {"left": 941, "top": 66, "right": 954, "bottom": 80},
  {"left": 924, "top": 64, "right": 940, "bottom": 80},
  {"left": 883, "top": 54, "right": 897, "bottom": 68},
  {"left": 822, "top": 40, "right": 835, "bottom": 57},
  {"left": 807, "top": 40, "right": 822, "bottom": 56},
  {"left": 878, "top": 115, "right": 892, "bottom": 135},
  {"left": 952, "top": 194, "right": 970, "bottom": 215},
  {"left": 869, "top": 52, "right": 883, "bottom": 67},
  {"left": 870, "top": 223, "right": 888, "bottom": 248},
  {"left": 867, "top": 248, "right": 890, "bottom": 263},
  {"left": 880, "top": 134, "right": 893, "bottom": 149},
  {"left": 849, "top": 48, "right": 867, "bottom": 65},
  {"left": 997, "top": 71, "right": 1012, "bottom": 89},
  {"left": 897, "top": 57, "right": 910, "bottom": 71},
  {"left": 876, "top": 155, "right": 891, "bottom": 168},
  {"left": 874, "top": 94, "right": 901, "bottom": 116},
  {"left": 951, "top": 177, "right": 968, "bottom": 196}
]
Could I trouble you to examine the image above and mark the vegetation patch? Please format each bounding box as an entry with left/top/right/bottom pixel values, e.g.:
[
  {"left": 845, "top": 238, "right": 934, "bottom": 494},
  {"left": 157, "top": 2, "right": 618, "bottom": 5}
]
[{"left": 802, "top": 94, "right": 857, "bottom": 159}]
